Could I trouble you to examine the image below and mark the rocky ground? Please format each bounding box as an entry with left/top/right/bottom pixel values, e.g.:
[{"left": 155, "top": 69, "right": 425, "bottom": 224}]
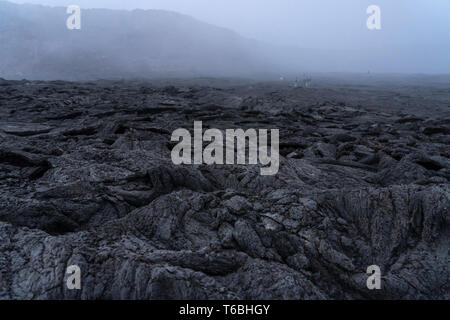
[{"left": 0, "top": 77, "right": 449, "bottom": 299}]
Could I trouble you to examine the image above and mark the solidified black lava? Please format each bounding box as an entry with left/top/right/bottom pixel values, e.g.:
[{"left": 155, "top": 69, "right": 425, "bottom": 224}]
[{"left": 0, "top": 78, "right": 449, "bottom": 300}]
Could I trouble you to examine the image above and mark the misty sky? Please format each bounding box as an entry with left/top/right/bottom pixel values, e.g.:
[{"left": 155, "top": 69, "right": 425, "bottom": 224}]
[{"left": 8, "top": 0, "right": 450, "bottom": 51}]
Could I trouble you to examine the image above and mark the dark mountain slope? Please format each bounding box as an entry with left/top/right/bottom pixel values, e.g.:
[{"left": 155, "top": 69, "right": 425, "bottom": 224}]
[{"left": 0, "top": 1, "right": 274, "bottom": 80}]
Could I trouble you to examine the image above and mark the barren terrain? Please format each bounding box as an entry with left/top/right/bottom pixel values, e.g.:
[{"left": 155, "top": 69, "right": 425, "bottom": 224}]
[{"left": 0, "top": 75, "right": 449, "bottom": 299}]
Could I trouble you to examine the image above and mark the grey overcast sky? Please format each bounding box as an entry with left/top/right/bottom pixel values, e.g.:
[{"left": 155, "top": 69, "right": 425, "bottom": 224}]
[{"left": 6, "top": 0, "right": 450, "bottom": 51}]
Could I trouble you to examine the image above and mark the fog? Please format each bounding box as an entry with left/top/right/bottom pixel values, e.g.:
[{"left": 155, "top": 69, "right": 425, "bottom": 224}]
[{"left": 2, "top": 0, "right": 450, "bottom": 77}]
